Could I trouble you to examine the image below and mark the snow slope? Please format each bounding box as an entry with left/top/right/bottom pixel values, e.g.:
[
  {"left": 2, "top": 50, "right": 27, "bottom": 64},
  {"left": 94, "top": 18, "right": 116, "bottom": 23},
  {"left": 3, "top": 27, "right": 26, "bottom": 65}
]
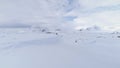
[{"left": 0, "top": 28, "right": 120, "bottom": 68}]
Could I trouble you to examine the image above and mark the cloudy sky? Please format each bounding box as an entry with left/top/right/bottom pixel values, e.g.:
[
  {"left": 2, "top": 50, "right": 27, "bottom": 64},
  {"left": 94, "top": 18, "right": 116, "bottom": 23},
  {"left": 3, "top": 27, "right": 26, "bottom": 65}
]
[{"left": 0, "top": 0, "right": 120, "bottom": 30}]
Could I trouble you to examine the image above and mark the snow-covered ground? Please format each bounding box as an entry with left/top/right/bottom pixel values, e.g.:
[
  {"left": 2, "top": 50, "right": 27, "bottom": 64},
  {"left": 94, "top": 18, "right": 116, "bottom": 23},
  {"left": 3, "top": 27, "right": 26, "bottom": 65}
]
[{"left": 0, "top": 27, "right": 120, "bottom": 68}]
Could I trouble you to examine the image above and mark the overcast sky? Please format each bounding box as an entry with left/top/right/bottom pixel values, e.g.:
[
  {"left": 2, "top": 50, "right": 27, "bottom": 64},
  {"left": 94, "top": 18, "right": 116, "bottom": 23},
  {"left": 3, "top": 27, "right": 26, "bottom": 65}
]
[{"left": 0, "top": 0, "right": 120, "bottom": 30}]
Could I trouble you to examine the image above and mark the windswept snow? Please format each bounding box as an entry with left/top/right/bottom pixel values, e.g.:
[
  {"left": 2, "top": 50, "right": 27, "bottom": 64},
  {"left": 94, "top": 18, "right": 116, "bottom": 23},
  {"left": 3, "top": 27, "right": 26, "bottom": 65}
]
[
  {"left": 0, "top": 27, "right": 120, "bottom": 68},
  {"left": 0, "top": 0, "right": 120, "bottom": 68}
]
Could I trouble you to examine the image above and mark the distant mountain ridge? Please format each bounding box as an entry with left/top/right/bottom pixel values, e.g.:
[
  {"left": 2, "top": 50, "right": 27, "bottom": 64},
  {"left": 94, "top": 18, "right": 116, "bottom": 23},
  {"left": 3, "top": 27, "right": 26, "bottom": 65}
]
[{"left": 0, "top": 22, "right": 31, "bottom": 28}]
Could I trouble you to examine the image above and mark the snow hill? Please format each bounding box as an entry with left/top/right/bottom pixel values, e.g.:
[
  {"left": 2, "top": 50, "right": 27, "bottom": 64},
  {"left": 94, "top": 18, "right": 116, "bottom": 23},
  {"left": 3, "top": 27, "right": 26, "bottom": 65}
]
[{"left": 0, "top": 25, "right": 120, "bottom": 68}]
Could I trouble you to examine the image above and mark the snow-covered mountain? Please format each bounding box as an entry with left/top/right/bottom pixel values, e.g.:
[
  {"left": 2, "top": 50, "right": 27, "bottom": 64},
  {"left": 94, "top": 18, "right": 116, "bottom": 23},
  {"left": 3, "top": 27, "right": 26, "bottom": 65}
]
[
  {"left": 0, "top": 0, "right": 120, "bottom": 68},
  {"left": 78, "top": 25, "right": 101, "bottom": 32},
  {"left": 0, "top": 25, "right": 120, "bottom": 68},
  {"left": 0, "top": 22, "right": 31, "bottom": 28}
]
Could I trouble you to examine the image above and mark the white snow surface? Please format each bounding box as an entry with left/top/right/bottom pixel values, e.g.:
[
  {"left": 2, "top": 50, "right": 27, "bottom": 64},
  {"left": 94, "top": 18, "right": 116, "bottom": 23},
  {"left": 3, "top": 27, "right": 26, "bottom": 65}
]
[{"left": 0, "top": 28, "right": 120, "bottom": 68}]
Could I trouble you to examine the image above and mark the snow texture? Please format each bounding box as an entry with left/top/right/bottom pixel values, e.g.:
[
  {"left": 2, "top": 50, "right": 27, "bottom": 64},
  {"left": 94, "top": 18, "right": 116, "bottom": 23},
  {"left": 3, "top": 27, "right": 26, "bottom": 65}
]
[{"left": 0, "top": 26, "right": 120, "bottom": 68}]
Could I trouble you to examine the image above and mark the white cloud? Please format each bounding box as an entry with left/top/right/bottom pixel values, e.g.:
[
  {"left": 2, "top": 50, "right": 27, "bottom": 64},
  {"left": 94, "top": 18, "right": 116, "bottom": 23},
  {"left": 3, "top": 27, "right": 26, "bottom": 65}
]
[
  {"left": 78, "top": 0, "right": 120, "bottom": 10},
  {"left": 74, "top": 10, "right": 120, "bottom": 31},
  {"left": 0, "top": 0, "right": 77, "bottom": 25},
  {"left": 66, "top": 0, "right": 120, "bottom": 31},
  {"left": 0, "top": 0, "right": 120, "bottom": 30}
]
